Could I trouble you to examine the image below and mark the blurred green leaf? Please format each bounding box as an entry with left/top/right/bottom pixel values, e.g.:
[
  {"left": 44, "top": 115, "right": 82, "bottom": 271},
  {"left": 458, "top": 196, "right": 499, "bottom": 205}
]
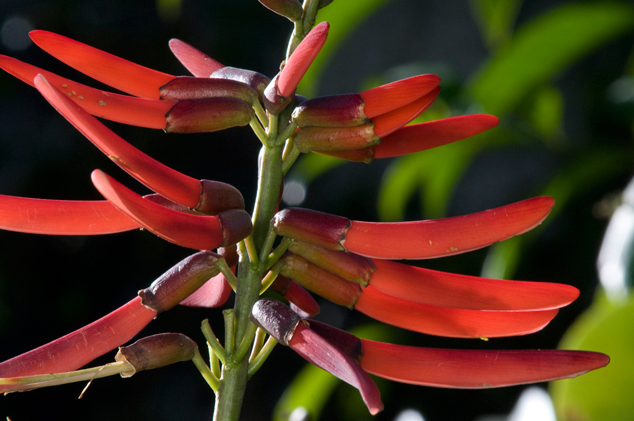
[
  {"left": 469, "top": 0, "right": 523, "bottom": 50},
  {"left": 469, "top": 3, "right": 634, "bottom": 115},
  {"left": 529, "top": 84, "right": 564, "bottom": 142},
  {"left": 156, "top": 0, "right": 182, "bottom": 22},
  {"left": 551, "top": 290, "right": 634, "bottom": 421},
  {"left": 378, "top": 154, "right": 423, "bottom": 221},
  {"left": 297, "top": 0, "right": 394, "bottom": 97},
  {"left": 291, "top": 153, "right": 344, "bottom": 184}
]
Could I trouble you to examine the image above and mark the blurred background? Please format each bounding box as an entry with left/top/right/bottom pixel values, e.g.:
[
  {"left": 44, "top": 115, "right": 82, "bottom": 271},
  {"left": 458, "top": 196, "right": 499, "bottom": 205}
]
[{"left": 0, "top": 0, "right": 633, "bottom": 420}]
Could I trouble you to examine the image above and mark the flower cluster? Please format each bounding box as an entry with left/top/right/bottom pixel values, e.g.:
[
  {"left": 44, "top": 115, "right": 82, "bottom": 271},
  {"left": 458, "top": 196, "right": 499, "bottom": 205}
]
[{"left": 0, "top": 1, "right": 608, "bottom": 418}]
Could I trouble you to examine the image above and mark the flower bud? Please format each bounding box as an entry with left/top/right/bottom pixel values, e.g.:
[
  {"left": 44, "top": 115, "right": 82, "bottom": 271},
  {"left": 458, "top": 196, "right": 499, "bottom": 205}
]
[
  {"left": 218, "top": 208, "right": 253, "bottom": 247},
  {"left": 165, "top": 97, "right": 254, "bottom": 133},
  {"left": 259, "top": 0, "right": 303, "bottom": 21},
  {"left": 273, "top": 208, "right": 350, "bottom": 250},
  {"left": 250, "top": 298, "right": 304, "bottom": 346},
  {"left": 279, "top": 254, "right": 362, "bottom": 309},
  {"left": 263, "top": 74, "right": 294, "bottom": 114},
  {"left": 288, "top": 239, "right": 375, "bottom": 285},
  {"left": 196, "top": 180, "right": 245, "bottom": 215},
  {"left": 139, "top": 251, "right": 221, "bottom": 314},
  {"left": 115, "top": 333, "right": 197, "bottom": 377},
  {"left": 292, "top": 94, "right": 368, "bottom": 127},
  {"left": 160, "top": 77, "right": 259, "bottom": 104},
  {"left": 293, "top": 124, "right": 380, "bottom": 152},
  {"left": 211, "top": 66, "right": 271, "bottom": 98}
]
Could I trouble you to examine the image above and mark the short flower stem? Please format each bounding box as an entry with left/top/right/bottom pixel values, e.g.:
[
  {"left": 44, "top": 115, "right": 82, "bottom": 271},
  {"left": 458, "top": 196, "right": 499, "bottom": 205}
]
[
  {"left": 260, "top": 265, "right": 281, "bottom": 294},
  {"left": 234, "top": 321, "right": 258, "bottom": 363},
  {"left": 201, "top": 319, "right": 226, "bottom": 365},
  {"left": 248, "top": 336, "right": 278, "bottom": 378},
  {"left": 192, "top": 347, "right": 219, "bottom": 392},
  {"left": 249, "top": 327, "right": 267, "bottom": 363},
  {"left": 267, "top": 237, "right": 291, "bottom": 269}
]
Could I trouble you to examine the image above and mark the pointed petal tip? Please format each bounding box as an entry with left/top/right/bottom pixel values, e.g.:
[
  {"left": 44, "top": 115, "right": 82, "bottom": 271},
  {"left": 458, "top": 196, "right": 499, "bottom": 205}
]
[{"left": 168, "top": 38, "right": 224, "bottom": 77}]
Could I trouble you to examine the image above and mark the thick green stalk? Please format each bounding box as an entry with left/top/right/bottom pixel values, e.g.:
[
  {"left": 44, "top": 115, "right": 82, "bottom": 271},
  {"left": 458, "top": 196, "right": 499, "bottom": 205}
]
[{"left": 213, "top": 142, "right": 284, "bottom": 421}]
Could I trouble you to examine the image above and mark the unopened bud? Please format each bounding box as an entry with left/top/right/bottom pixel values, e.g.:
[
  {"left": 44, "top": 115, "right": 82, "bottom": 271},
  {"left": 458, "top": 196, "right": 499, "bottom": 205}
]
[
  {"left": 288, "top": 239, "right": 375, "bottom": 285},
  {"left": 294, "top": 123, "right": 380, "bottom": 153},
  {"left": 115, "top": 333, "right": 197, "bottom": 377},
  {"left": 279, "top": 254, "right": 362, "bottom": 309},
  {"left": 250, "top": 298, "right": 304, "bottom": 346},
  {"left": 160, "top": 77, "right": 259, "bottom": 104},
  {"left": 292, "top": 94, "right": 368, "bottom": 127},
  {"left": 218, "top": 209, "right": 253, "bottom": 246},
  {"left": 318, "top": 147, "right": 375, "bottom": 163},
  {"left": 259, "top": 0, "right": 303, "bottom": 21},
  {"left": 166, "top": 97, "right": 254, "bottom": 133},
  {"left": 211, "top": 67, "right": 271, "bottom": 99},
  {"left": 139, "top": 251, "right": 221, "bottom": 314},
  {"left": 273, "top": 208, "right": 349, "bottom": 250},
  {"left": 196, "top": 180, "right": 245, "bottom": 215}
]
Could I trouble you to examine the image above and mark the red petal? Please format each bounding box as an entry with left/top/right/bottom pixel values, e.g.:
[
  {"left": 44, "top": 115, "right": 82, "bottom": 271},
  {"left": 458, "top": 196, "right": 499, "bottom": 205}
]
[
  {"left": 179, "top": 272, "right": 233, "bottom": 308},
  {"left": 91, "top": 170, "right": 224, "bottom": 250},
  {"left": 0, "top": 194, "right": 139, "bottom": 235},
  {"left": 289, "top": 322, "right": 383, "bottom": 415},
  {"left": 34, "top": 75, "right": 201, "bottom": 209},
  {"left": 369, "top": 259, "right": 579, "bottom": 311},
  {"left": 360, "top": 340, "right": 610, "bottom": 388},
  {"left": 375, "top": 114, "right": 500, "bottom": 159},
  {"left": 0, "top": 296, "right": 155, "bottom": 388},
  {"left": 285, "top": 280, "right": 320, "bottom": 318},
  {"left": 345, "top": 196, "right": 554, "bottom": 259},
  {"left": 0, "top": 55, "right": 174, "bottom": 128},
  {"left": 168, "top": 39, "right": 224, "bottom": 77},
  {"left": 359, "top": 74, "right": 441, "bottom": 118},
  {"left": 29, "top": 30, "right": 175, "bottom": 99},
  {"left": 355, "top": 286, "right": 558, "bottom": 338},
  {"left": 371, "top": 86, "right": 440, "bottom": 138},
  {"left": 277, "top": 22, "right": 329, "bottom": 97}
]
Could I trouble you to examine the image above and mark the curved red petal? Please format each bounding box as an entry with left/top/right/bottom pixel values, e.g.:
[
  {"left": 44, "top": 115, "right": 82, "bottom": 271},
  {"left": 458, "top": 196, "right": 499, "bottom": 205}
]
[
  {"left": 179, "top": 272, "right": 233, "bottom": 308},
  {"left": 360, "top": 340, "right": 610, "bottom": 388},
  {"left": 369, "top": 259, "right": 579, "bottom": 311},
  {"left": 168, "top": 39, "right": 224, "bottom": 77},
  {"left": 29, "top": 30, "right": 175, "bottom": 99},
  {"left": 0, "top": 296, "right": 155, "bottom": 389},
  {"left": 360, "top": 74, "right": 441, "bottom": 118},
  {"left": 34, "top": 75, "right": 201, "bottom": 209},
  {"left": 277, "top": 22, "right": 329, "bottom": 97},
  {"left": 375, "top": 114, "right": 500, "bottom": 159},
  {"left": 0, "top": 55, "right": 174, "bottom": 128},
  {"left": 0, "top": 194, "right": 139, "bottom": 235},
  {"left": 91, "top": 170, "right": 224, "bottom": 250},
  {"left": 285, "top": 280, "right": 320, "bottom": 318},
  {"left": 289, "top": 323, "right": 383, "bottom": 415},
  {"left": 345, "top": 196, "right": 554, "bottom": 259},
  {"left": 371, "top": 86, "right": 440, "bottom": 138},
  {"left": 355, "top": 286, "right": 558, "bottom": 338}
]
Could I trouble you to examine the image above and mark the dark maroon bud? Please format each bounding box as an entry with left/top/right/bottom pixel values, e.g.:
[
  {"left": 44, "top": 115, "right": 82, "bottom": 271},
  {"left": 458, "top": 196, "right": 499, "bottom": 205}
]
[
  {"left": 250, "top": 298, "right": 304, "bottom": 346},
  {"left": 293, "top": 123, "right": 380, "bottom": 153},
  {"left": 292, "top": 94, "right": 368, "bottom": 127},
  {"left": 218, "top": 244, "right": 239, "bottom": 267},
  {"left": 306, "top": 320, "right": 362, "bottom": 361},
  {"left": 196, "top": 180, "right": 245, "bottom": 215},
  {"left": 279, "top": 254, "right": 362, "bottom": 309},
  {"left": 211, "top": 67, "right": 271, "bottom": 98},
  {"left": 218, "top": 209, "right": 253, "bottom": 247},
  {"left": 115, "top": 333, "right": 198, "bottom": 377},
  {"left": 288, "top": 239, "right": 375, "bottom": 285},
  {"left": 258, "top": 0, "right": 303, "bottom": 21},
  {"left": 165, "top": 97, "right": 254, "bottom": 133},
  {"left": 273, "top": 208, "right": 349, "bottom": 250},
  {"left": 160, "top": 77, "right": 259, "bottom": 104},
  {"left": 139, "top": 251, "right": 221, "bottom": 314},
  {"left": 263, "top": 74, "right": 294, "bottom": 115}
]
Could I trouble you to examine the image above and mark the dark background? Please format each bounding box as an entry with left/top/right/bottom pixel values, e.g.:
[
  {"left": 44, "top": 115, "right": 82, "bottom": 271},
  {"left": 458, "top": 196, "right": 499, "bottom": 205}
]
[{"left": 0, "top": 0, "right": 633, "bottom": 420}]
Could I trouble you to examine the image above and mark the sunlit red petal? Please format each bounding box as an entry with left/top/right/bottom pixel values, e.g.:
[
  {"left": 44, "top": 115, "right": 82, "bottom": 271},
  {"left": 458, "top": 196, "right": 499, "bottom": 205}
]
[
  {"left": 289, "top": 322, "right": 383, "bottom": 415},
  {"left": 0, "top": 194, "right": 139, "bottom": 235},
  {"left": 30, "top": 30, "right": 175, "bottom": 99},
  {"left": 285, "top": 279, "right": 320, "bottom": 318},
  {"left": 179, "top": 272, "right": 233, "bottom": 308},
  {"left": 0, "top": 296, "right": 155, "bottom": 389},
  {"left": 345, "top": 196, "right": 554, "bottom": 259},
  {"left": 168, "top": 38, "right": 224, "bottom": 77},
  {"left": 360, "top": 340, "right": 610, "bottom": 388},
  {"left": 0, "top": 55, "right": 174, "bottom": 128},
  {"left": 355, "top": 286, "right": 558, "bottom": 338},
  {"left": 374, "top": 114, "right": 500, "bottom": 159},
  {"left": 91, "top": 169, "right": 225, "bottom": 250},
  {"left": 277, "top": 21, "right": 329, "bottom": 97},
  {"left": 359, "top": 74, "right": 441, "bottom": 118},
  {"left": 371, "top": 87, "right": 440, "bottom": 138},
  {"left": 369, "top": 259, "right": 578, "bottom": 311},
  {"left": 34, "top": 75, "right": 201, "bottom": 209}
]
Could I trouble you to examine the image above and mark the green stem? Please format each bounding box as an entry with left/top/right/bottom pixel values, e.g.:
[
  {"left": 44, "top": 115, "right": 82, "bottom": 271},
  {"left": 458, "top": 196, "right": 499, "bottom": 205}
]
[{"left": 192, "top": 348, "right": 219, "bottom": 392}]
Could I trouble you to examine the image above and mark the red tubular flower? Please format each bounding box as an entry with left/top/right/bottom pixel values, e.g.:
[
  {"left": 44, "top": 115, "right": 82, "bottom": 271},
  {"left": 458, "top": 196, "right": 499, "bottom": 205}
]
[
  {"left": 91, "top": 169, "right": 252, "bottom": 250},
  {"left": 274, "top": 196, "right": 553, "bottom": 259},
  {"left": 168, "top": 38, "right": 225, "bottom": 77},
  {"left": 251, "top": 299, "right": 608, "bottom": 415}
]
